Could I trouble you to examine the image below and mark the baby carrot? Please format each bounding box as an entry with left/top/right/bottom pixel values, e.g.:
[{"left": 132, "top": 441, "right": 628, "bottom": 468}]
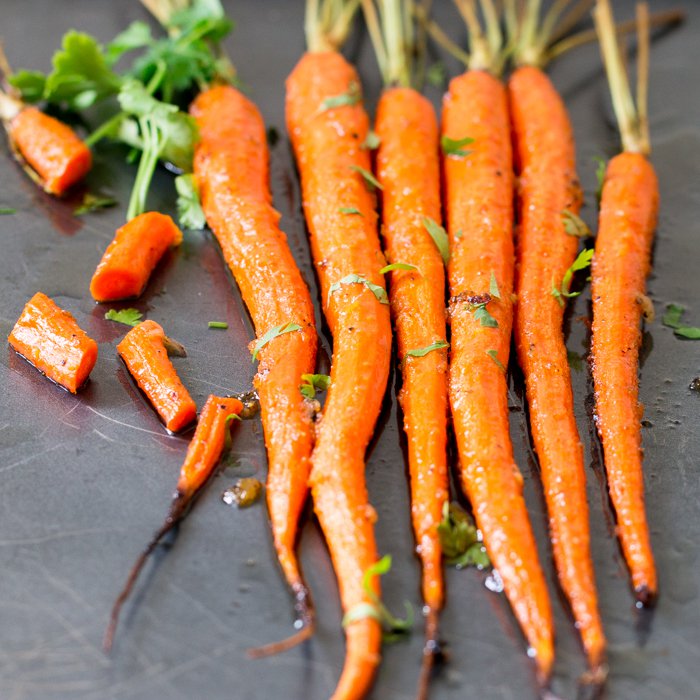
[
  {"left": 117, "top": 320, "right": 196, "bottom": 433},
  {"left": 507, "top": 0, "right": 605, "bottom": 674},
  {"left": 8, "top": 291, "right": 97, "bottom": 393},
  {"left": 104, "top": 394, "right": 243, "bottom": 651},
  {"left": 591, "top": 0, "right": 658, "bottom": 603},
  {"left": 286, "top": 2, "right": 391, "bottom": 696},
  {"left": 90, "top": 212, "right": 182, "bottom": 302},
  {"left": 362, "top": 0, "right": 448, "bottom": 690}
]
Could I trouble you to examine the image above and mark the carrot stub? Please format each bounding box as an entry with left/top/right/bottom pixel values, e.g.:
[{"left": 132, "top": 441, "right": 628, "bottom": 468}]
[
  {"left": 90, "top": 212, "right": 182, "bottom": 302},
  {"left": 8, "top": 291, "right": 97, "bottom": 393},
  {"left": 117, "top": 320, "right": 196, "bottom": 432},
  {"left": 10, "top": 106, "right": 92, "bottom": 195}
]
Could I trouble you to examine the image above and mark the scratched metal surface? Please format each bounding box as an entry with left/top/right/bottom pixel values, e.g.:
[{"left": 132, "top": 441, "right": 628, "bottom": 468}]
[{"left": 0, "top": 1, "right": 698, "bottom": 699}]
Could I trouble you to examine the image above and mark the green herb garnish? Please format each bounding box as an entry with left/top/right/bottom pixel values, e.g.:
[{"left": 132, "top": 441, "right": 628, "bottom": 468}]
[
  {"left": 208, "top": 321, "right": 228, "bottom": 329},
  {"left": 486, "top": 349, "right": 505, "bottom": 371},
  {"left": 362, "top": 130, "right": 381, "bottom": 150},
  {"left": 567, "top": 350, "right": 584, "bottom": 372},
  {"left": 489, "top": 271, "right": 501, "bottom": 300},
  {"left": 73, "top": 193, "right": 117, "bottom": 216},
  {"left": 0, "top": 206, "right": 17, "bottom": 215},
  {"left": 561, "top": 209, "right": 592, "bottom": 238},
  {"left": 441, "top": 135, "right": 474, "bottom": 157},
  {"left": 404, "top": 340, "right": 449, "bottom": 359},
  {"left": 471, "top": 301, "right": 498, "bottom": 328},
  {"left": 350, "top": 165, "right": 383, "bottom": 191},
  {"left": 437, "top": 502, "right": 490, "bottom": 569},
  {"left": 251, "top": 321, "right": 301, "bottom": 361},
  {"left": 551, "top": 248, "right": 594, "bottom": 307},
  {"left": 175, "top": 173, "right": 206, "bottom": 230},
  {"left": 104, "top": 308, "right": 143, "bottom": 327},
  {"left": 300, "top": 373, "right": 331, "bottom": 399},
  {"left": 425, "top": 61, "right": 447, "bottom": 87},
  {"left": 338, "top": 207, "right": 363, "bottom": 216},
  {"left": 321, "top": 81, "right": 361, "bottom": 111},
  {"left": 380, "top": 262, "right": 418, "bottom": 274},
  {"left": 422, "top": 217, "right": 449, "bottom": 265},
  {"left": 663, "top": 303, "right": 700, "bottom": 339},
  {"left": 328, "top": 274, "right": 389, "bottom": 306},
  {"left": 593, "top": 156, "right": 607, "bottom": 203}
]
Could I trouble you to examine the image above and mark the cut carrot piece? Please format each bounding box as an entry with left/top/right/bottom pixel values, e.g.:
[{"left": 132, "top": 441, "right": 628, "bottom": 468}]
[
  {"left": 90, "top": 212, "right": 182, "bottom": 302},
  {"left": 8, "top": 291, "right": 97, "bottom": 393},
  {"left": 10, "top": 107, "right": 92, "bottom": 195},
  {"left": 104, "top": 393, "right": 243, "bottom": 651},
  {"left": 117, "top": 320, "right": 196, "bottom": 432}
]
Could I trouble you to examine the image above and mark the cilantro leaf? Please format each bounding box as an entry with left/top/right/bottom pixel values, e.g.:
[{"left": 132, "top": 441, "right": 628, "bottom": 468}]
[
  {"left": 380, "top": 262, "right": 418, "bottom": 274},
  {"left": 441, "top": 135, "right": 474, "bottom": 157},
  {"left": 73, "top": 193, "right": 117, "bottom": 216},
  {"left": 350, "top": 165, "right": 383, "bottom": 191},
  {"left": 175, "top": 174, "right": 206, "bottom": 229},
  {"left": 422, "top": 217, "right": 450, "bottom": 265},
  {"left": 327, "top": 274, "right": 389, "bottom": 306},
  {"left": 104, "top": 308, "right": 143, "bottom": 327},
  {"left": 552, "top": 248, "right": 594, "bottom": 307},
  {"left": 437, "top": 502, "right": 490, "bottom": 569},
  {"left": 362, "top": 130, "right": 381, "bottom": 150},
  {"left": 561, "top": 209, "right": 592, "bottom": 238},
  {"left": 105, "top": 21, "right": 153, "bottom": 64},
  {"left": 404, "top": 340, "right": 449, "bottom": 358},
  {"left": 663, "top": 304, "right": 700, "bottom": 339},
  {"left": 486, "top": 349, "right": 505, "bottom": 371},
  {"left": 251, "top": 321, "right": 301, "bottom": 361},
  {"left": 489, "top": 271, "right": 501, "bottom": 300},
  {"left": 300, "top": 373, "right": 331, "bottom": 398},
  {"left": 339, "top": 207, "right": 363, "bottom": 216},
  {"left": 321, "top": 81, "right": 361, "bottom": 111}
]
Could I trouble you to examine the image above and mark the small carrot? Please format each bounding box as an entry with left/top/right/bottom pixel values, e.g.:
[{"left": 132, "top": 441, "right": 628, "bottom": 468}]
[
  {"left": 591, "top": 0, "right": 658, "bottom": 604},
  {"left": 425, "top": 0, "right": 554, "bottom": 683},
  {"left": 506, "top": 0, "right": 606, "bottom": 675},
  {"left": 286, "top": 1, "right": 392, "bottom": 696},
  {"left": 104, "top": 393, "right": 243, "bottom": 651},
  {"left": 90, "top": 212, "right": 182, "bottom": 302},
  {"left": 362, "top": 0, "right": 448, "bottom": 691},
  {"left": 117, "top": 320, "right": 196, "bottom": 433},
  {"left": 8, "top": 291, "right": 97, "bottom": 393}
]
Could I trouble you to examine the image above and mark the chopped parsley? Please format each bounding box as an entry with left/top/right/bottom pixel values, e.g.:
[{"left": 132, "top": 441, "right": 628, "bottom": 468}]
[
  {"left": 422, "top": 217, "right": 450, "bottom": 265},
  {"left": 441, "top": 135, "right": 474, "bottom": 157},
  {"left": 300, "top": 373, "right": 331, "bottom": 399},
  {"left": 0, "top": 206, "right": 17, "bottom": 215},
  {"left": 321, "top": 81, "right": 361, "bottom": 111},
  {"left": 350, "top": 165, "right": 383, "bottom": 191},
  {"left": 551, "top": 248, "right": 594, "bottom": 307},
  {"left": 437, "top": 502, "right": 490, "bottom": 569},
  {"left": 338, "top": 206, "right": 363, "bottom": 216},
  {"left": 471, "top": 300, "right": 498, "bottom": 328},
  {"left": 327, "top": 274, "right": 389, "bottom": 305},
  {"left": 73, "top": 193, "right": 117, "bottom": 216},
  {"left": 663, "top": 303, "right": 700, "bottom": 339},
  {"left": 251, "top": 321, "right": 301, "bottom": 361},
  {"left": 362, "top": 130, "right": 381, "bottom": 150},
  {"left": 104, "top": 308, "right": 143, "bottom": 327},
  {"left": 489, "top": 271, "right": 501, "bottom": 300},
  {"left": 561, "top": 209, "right": 592, "bottom": 238},
  {"left": 486, "top": 349, "right": 505, "bottom": 371},
  {"left": 208, "top": 321, "right": 228, "bottom": 329},
  {"left": 380, "top": 262, "right": 418, "bottom": 274},
  {"left": 404, "top": 340, "right": 449, "bottom": 358}
]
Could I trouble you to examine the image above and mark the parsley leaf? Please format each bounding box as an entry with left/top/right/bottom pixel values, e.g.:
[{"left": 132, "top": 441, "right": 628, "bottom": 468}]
[
  {"left": 489, "top": 271, "right": 501, "bottom": 300},
  {"left": 471, "top": 302, "right": 498, "bottom": 328},
  {"left": 73, "top": 193, "right": 117, "bottom": 216},
  {"left": 404, "top": 340, "right": 449, "bottom": 358},
  {"left": 422, "top": 217, "right": 450, "bottom": 265},
  {"left": 441, "top": 135, "right": 474, "bottom": 157},
  {"left": 300, "top": 373, "right": 331, "bottom": 399},
  {"left": 327, "top": 274, "right": 389, "bottom": 306},
  {"left": 208, "top": 321, "right": 228, "bottom": 329},
  {"left": 341, "top": 555, "right": 413, "bottom": 642},
  {"left": 551, "top": 248, "right": 594, "bottom": 307},
  {"left": 339, "top": 207, "right": 363, "bottom": 216},
  {"left": 321, "top": 81, "right": 361, "bottom": 111},
  {"left": 593, "top": 156, "right": 607, "bottom": 204},
  {"left": 437, "top": 502, "right": 490, "bottom": 569},
  {"left": 105, "top": 21, "right": 153, "bottom": 64},
  {"left": 350, "top": 165, "right": 383, "bottom": 191},
  {"left": 175, "top": 173, "right": 206, "bottom": 229},
  {"left": 662, "top": 304, "right": 700, "bottom": 339},
  {"left": 362, "top": 130, "right": 381, "bottom": 150},
  {"left": 104, "top": 308, "right": 143, "bottom": 326},
  {"left": 561, "top": 209, "right": 592, "bottom": 238},
  {"left": 486, "top": 349, "right": 505, "bottom": 371},
  {"left": 251, "top": 321, "right": 302, "bottom": 361},
  {"left": 426, "top": 61, "right": 447, "bottom": 87},
  {"left": 380, "top": 262, "right": 418, "bottom": 274}
]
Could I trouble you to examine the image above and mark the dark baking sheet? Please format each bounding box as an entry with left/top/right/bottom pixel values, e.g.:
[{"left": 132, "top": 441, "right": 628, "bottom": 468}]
[{"left": 1, "top": 2, "right": 698, "bottom": 698}]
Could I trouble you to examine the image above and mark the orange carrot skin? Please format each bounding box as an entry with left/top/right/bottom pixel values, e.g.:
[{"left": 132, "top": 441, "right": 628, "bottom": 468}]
[
  {"left": 509, "top": 65, "right": 605, "bottom": 669},
  {"left": 176, "top": 395, "right": 243, "bottom": 498},
  {"left": 592, "top": 152, "right": 659, "bottom": 601},
  {"left": 443, "top": 70, "right": 554, "bottom": 678},
  {"left": 8, "top": 291, "right": 97, "bottom": 393},
  {"left": 374, "top": 86, "right": 448, "bottom": 613},
  {"left": 90, "top": 212, "right": 182, "bottom": 302},
  {"left": 10, "top": 107, "right": 92, "bottom": 195},
  {"left": 117, "top": 320, "right": 196, "bottom": 433},
  {"left": 287, "top": 51, "right": 391, "bottom": 700},
  {"left": 191, "top": 86, "right": 317, "bottom": 592}
]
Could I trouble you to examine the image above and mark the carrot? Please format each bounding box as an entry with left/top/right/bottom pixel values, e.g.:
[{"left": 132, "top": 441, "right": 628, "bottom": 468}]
[
  {"left": 361, "top": 0, "right": 448, "bottom": 691},
  {"left": 190, "top": 83, "right": 318, "bottom": 647},
  {"left": 506, "top": 0, "right": 606, "bottom": 675},
  {"left": 285, "top": 1, "right": 392, "bottom": 696},
  {"left": 8, "top": 291, "right": 97, "bottom": 393},
  {"left": 117, "top": 320, "right": 196, "bottom": 433},
  {"left": 90, "top": 211, "right": 182, "bottom": 302},
  {"left": 591, "top": 0, "right": 658, "bottom": 603},
  {"left": 423, "top": 0, "right": 555, "bottom": 683},
  {"left": 104, "top": 393, "right": 243, "bottom": 651}
]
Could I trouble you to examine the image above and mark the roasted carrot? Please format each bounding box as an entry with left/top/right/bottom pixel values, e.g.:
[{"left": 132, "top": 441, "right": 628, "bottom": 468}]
[
  {"left": 90, "top": 211, "right": 182, "bottom": 302},
  {"left": 8, "top": 291, "right": 97, "bottom": 393},
  {"left": 506, "top": 0, "right": 605, "bottom": 674},
  {"left": 362, "top": 0, "right": 448, "bottom": 690},
  {"left": 591, "top": 0, "right": 658, "bottom": 603},
  {"left": 117, "top": 320, "right": 196, "bottom": 433},
  {"left": 286, "top": 1, "right": 392, "bottom": 696},
  {"left": 421, "top": 0, "right": 555, "bottom": 683},
  {"left": 191, "top": 83, "right": 318, "bottom": 646},
  {"left": 104, "top": 393, "right": 243, "bottom": 651}
]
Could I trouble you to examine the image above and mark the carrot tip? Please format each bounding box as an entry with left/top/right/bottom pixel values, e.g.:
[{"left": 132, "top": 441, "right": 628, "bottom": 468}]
[
  {"left": 634, "top": 584, "right": 657, "bottom": 607},
  {"left": 416, "top": 608, "right": 443, "bottom": 700}
]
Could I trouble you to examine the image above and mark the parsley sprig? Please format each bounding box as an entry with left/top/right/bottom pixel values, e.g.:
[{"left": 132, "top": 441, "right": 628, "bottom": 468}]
[
  {"left": 437, "top": 502, "right": 490, "bottom": 569},
  {"left": 551, "top": 248, "right": 594, "bottom": 307},
  {"left": 663, "top": 304, "right": 700, "bottom": 340}
]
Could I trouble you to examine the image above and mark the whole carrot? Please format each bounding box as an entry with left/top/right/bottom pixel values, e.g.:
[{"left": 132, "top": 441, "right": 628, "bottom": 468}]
[
  {"left": 104, "top": 394, "right": 243, "bottom": 651},
  {"left": 591, "top": 0, "right": 658, "bottom": 603},
  {"left": 425, "top": 0, "right": 554, "bottom": 682},
  {"left": 286, "top": 1, "right": 392, "bottom": 696},
  {"left": 8, "top": 291, "right": 97, "bottom": 393},
  {"left": 506, "top": 0, "right": 605, "bottom": 675},
  {"left": 90, "top": 212, "right": 183, "bottom": 302},
  {"left": 361, "top": 0, "right": 448, "bottom": 691},
  {"left": 117, "top": 320, "right": 196, "bottom": 433}
]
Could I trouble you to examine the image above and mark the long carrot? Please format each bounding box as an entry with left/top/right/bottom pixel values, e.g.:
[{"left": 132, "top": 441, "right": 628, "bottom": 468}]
[
  {"left": 90, "top": 212, "right": 183, "bottom": 302},
  {"left": 591, "top": 0, "right": 658, "bottom": 604},
  {"left": 104, "top": 393, "right": 243, "bottom": 651},
  {"left": 117, "top": 320, "right": 197, "bottom": 433},
  {"left": 361, "top": 0, "right": 447, "bottom": 691},
  {"left": 506, "top": 0, "right": 606, "bottom": 675},
  {"left": 286, "top": 2, "right": 392, "bottom": 697},
  {"left": 424, "top": 0, "right": 555, "bottom": 683},
  {"left": 8, "top": 291, "right": 98, "bottom": 393}
]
